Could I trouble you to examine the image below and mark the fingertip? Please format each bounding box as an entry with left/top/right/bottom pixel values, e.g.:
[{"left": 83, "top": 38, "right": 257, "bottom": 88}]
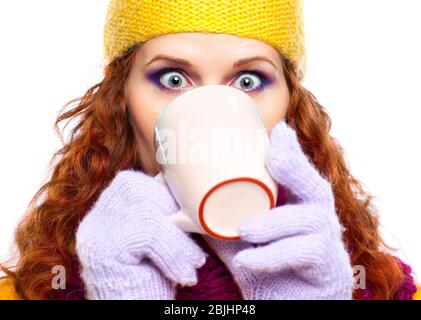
[
  {"left": 272, "top": 119, "right": 297, "bottom": 141},
  {"left": 232, "top": 256, "right": 244, "bottom": 270},
  {"left": 238, "top": 224, "right": 250, "bottom": 239},
  {"left": 238, "top": 214, "right": 272, "bottom": 243},
  {"left": 193, "top": 252, "right": 207, "bottom": 268},
  {"left": 238, "top": 229, "right": 258, "bottom": 244},
  {"left": 178, "top": 269, "right": 199, "bottom": 287},
  {"left": 233, "top": 251, "right": 250, "bottom": 269}
]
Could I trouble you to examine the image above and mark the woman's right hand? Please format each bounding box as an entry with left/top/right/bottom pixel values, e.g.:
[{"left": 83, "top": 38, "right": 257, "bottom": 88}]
[{"left": 75, "top": 170, "right": 207, "bottom": 300}]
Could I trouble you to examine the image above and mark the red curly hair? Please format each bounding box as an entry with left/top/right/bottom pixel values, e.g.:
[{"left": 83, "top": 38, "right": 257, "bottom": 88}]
[{"left": 1, "top": 43, "right": 406, "bottom": 299}]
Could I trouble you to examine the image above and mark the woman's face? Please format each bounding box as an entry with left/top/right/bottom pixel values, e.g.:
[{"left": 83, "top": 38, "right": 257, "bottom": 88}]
[{"left": 126, "top": 32, "right": 290, "bottom": 175}]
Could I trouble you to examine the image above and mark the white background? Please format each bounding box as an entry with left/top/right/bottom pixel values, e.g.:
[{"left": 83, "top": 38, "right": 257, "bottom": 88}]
[{"left": 1, "top": 1, "right": 420, "bottom": 281}]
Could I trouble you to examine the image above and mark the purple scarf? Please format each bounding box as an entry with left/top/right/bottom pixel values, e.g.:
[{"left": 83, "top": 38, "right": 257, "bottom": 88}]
[
  {"left": 60, "top": 242, "right": 417, "bottom": 300},
  {"left": 59, "top": 185, "right": 417, "bottom": 300}
]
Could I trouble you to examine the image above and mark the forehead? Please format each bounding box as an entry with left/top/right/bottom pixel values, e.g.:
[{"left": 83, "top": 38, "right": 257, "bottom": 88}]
[{"left": 137, "top": 32, "right": 282, "bottom": 67}]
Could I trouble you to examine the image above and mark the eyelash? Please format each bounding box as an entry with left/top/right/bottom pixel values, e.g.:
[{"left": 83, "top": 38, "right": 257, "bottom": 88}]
[{"left": 147, "top": 67, "right": 272, "bottom": 95}]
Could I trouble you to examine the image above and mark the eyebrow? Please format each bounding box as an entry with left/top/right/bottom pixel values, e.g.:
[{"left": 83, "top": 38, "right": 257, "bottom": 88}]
[{"left": 145, "top": 54, "right": 278, "bottom": 70}]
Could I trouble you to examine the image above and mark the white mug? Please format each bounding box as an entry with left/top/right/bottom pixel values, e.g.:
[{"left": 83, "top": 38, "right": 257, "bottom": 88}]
[{"left": 154, "top": 85, "right": 278, "bottom": 240}]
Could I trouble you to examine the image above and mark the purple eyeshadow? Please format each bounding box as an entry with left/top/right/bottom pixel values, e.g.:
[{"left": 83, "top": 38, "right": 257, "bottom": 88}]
[{"left": 146, "top": 67, "right": 273, "bottom": 95}]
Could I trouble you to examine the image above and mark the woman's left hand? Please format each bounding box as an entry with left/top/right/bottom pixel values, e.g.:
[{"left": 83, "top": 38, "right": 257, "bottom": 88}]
[{"left": 203, "top": 120, "right": 354, "bottom": 300}]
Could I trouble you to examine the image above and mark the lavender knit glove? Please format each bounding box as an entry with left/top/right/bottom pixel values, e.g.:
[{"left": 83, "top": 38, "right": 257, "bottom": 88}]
[
  {"left": 203, "top": 120, "right": 354, "bottom": 300},
  {"left": 75, "top": 170, "right": 207, "bottom": 300}
]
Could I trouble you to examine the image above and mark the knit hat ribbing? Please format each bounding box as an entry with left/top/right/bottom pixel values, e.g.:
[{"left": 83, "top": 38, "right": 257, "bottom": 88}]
[{"left": 104, "top": 0, "right": 306, "bottom": 79}]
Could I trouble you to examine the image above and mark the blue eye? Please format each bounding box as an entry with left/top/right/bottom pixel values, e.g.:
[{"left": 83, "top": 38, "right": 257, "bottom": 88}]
[
  {"left": 233, "top": 72, "right": 264, "bottom": 93},
  {"left": 147, "top": 68, "right": 271, "bottom": 95},
  {"left": 146, "top": 67, "right": 189, "bottom": 94},
  {"left": 159, "top": 70, "right": 189, "bottom": 91}
]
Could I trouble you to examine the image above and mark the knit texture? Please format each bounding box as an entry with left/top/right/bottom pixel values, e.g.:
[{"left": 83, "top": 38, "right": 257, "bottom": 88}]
[
  {"left": 104, "top": 0, "right": 306, "bottom": 78},
  {"left": 1, "top": 252, "right": 417, "bottom": 300},
  {"left": 71, "top": 124, "right": 418, "bottom": 300},
  {"left": 202, "top": 120, "right": 355, "bottom": 299},
  {"left": 73, "top": 123, "right": 420, "bottom": 300},
  {"left": 392, "top": 258, "right": 418, "bottom": 299},
  {"left": 60, "top": 250, "right": 419, "bottom": 300},
  {"left": 61, "top": 178, "right": 419, "bottom": 300},
  {"left": 175, "top": 233, "right": 243, "bottom": 300},
  {"left": 355, "top": 256, "right": 418, "bottom": 300},
  {"left": 75, "top": 170, "right": 207, "bottom": 299},
  {"left": 175, "top": 182, "right": 288, "bottom": 299}
]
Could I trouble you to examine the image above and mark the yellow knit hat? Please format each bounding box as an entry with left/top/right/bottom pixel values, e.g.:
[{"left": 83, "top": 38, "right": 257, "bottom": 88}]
[{"left": 104, "top": 0, "right": 306, "bottom": 79}]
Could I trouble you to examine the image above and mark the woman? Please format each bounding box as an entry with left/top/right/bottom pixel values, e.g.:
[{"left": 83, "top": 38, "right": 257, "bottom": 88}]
[{"left": 1, "top": 0, "right": 420, "bottom": 300}]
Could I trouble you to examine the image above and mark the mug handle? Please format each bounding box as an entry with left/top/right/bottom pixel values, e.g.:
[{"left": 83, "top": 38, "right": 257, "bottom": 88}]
[{"left": 154, "top": 172, "right": 205, "bottom": 235}]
